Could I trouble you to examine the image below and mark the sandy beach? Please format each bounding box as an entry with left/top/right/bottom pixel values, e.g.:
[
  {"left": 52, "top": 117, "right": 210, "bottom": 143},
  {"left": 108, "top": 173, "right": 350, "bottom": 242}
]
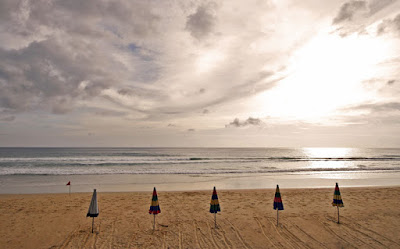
[{"left": 0, "top": 187, "right": 399, "bottom": 248}]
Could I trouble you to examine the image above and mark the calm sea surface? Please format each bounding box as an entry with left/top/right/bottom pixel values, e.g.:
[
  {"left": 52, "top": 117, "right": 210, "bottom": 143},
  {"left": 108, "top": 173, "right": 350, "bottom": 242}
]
[
  {"left": 0, "top": 147, "right": 399, "bottom": 175},
  {"left": 0, "top": 147, "right": 399, "bottom": 193}
]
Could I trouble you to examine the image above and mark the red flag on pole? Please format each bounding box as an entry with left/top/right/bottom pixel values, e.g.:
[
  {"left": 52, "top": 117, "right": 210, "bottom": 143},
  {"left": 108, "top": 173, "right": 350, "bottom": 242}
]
[{"left": 66, "top": 181, "right": 71, "bottom": 186}]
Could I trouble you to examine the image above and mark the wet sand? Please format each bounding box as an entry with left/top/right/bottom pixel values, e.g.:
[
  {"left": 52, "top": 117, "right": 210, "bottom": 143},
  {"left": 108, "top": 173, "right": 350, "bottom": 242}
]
[
  {"left": 0, "top": 187, "right": 399, "bottom": 248},
  {"left": 2, "top": 171, "right": 400, "bottom": 194}
]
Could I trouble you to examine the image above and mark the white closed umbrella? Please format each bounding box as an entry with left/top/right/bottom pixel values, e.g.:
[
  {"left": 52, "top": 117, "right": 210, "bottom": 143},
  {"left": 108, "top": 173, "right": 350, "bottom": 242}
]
[{"left": 87, "top": 189, "right": 99, "bottom": 233}]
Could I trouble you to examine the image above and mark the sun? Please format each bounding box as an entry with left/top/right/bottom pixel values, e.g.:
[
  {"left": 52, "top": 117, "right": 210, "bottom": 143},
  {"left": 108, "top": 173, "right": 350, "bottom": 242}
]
[{"left": 256, "top": 31, "right": 393, "bottom": 122}]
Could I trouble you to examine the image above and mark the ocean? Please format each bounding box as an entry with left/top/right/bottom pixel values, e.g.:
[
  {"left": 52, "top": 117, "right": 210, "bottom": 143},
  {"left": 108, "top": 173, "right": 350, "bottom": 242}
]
[{"left": 0, "top": 147, "right": 399, "bottom": 193}]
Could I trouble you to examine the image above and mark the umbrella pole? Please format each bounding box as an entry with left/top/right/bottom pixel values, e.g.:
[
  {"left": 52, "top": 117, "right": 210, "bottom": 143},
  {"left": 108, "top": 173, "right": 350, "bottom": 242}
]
[
  {"left": 92, "top": 217, "right": 94, "bottom": 233},
  {"left": 337, "top": 206, "right": 340, "bottom": 224},
  {"left": 69, "top": 185, "right": 71, "bottom": 195},
  {"left": 214, "top": 212, "right": 216, "bottom": 228},
  {"left": 153, "top": 214, "right": 155, "bottom": 231},
  {"left": 277, "top": 209, "right": 279, "bottom": 226}
]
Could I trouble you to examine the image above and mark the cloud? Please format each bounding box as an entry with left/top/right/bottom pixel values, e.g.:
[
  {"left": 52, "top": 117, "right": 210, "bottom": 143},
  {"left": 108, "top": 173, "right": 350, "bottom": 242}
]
[
  {"left": 332, "top": 1, "right": 367, "bottom": 24},
  {"left": 0, "top": 116, "right": 15, "bottom": 122},
  {"left": 52, "top": 98, "right": 75, "bottom": 114},
  {"left": 0, "top": 0, "right": 288, "bottom": 123},
  {"left": 338, "top": 101, "right": 400, "bottom": 126},
  {"left": 225, "top": 117, "right": 263, "bottom": 128},
  {"left": 331, "top": 0, "right": 398, "bottom": 36},
  {"left": 93, "top": 108, "right": 128, "bottom": 117},
  {"left": 377, "top": 13, "right": 400, "bottom": 36},
  {"left": 0, "top": 39, "right": 115, "bottom": 113},
  {"left": 387, "top": 79, "right": 396, "bottom": 85},
  {"left": 0, "top": 0, "right": 298, "bottom": 123},
  {"left": 332, "top": 0, "right": 396, "bottom": 25},
  {"left": 369, "top": 0, "right": 398, "bottom": 15},
  {"left": 185, "top": 2, "right": 217, "bottom": 40},
  {"left": 346, "top": 102, "right": 400, "bottom": 112},
  {"left": 337, "top": 101, "right": 400, "bottom": 128},
  {"left": 0, "top": 0, "right": 171, "bottom": 117}
]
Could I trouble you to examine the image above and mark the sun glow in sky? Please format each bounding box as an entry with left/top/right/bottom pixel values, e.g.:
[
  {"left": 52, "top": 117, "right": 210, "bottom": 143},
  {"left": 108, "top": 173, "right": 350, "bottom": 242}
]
[
  {"left": 1, "top": 0, "right": 400, "bottom": 147},
  {"left": 258, "top": 30, "right": 394, "bottom": 122}
]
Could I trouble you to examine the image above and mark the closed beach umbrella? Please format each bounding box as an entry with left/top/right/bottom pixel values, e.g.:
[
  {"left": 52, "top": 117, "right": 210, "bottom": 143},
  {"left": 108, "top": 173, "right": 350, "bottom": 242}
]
[
  {"left": 149, "top": 187, "right": 161, "bottom": 231},
  {"left": 273, "top": 185, "right": 284, "bottom": 226},
  {"left": 87, "top": 189, "right": 99, "bottom": 233},
  {"left": 66, "top": 181, "right": 71, "bottom": 195},
  {"left": 210, "top": 186, "right": 220, "bottom": 228},
  {"left": 332, "top": 182, "right": 344, "bottom": 223}
]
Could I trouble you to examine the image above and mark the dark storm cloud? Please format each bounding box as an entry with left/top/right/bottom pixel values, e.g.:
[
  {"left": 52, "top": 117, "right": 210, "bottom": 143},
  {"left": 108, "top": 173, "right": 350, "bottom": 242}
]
[
  {"left": 186, "top": 2, "right": 217, "bottom": 39},
  {"left": 225, "top": 117, "right": 262, "bottom": 128},
  {"left": 332, "top": 1, "right": 367, "bottom": 24}
]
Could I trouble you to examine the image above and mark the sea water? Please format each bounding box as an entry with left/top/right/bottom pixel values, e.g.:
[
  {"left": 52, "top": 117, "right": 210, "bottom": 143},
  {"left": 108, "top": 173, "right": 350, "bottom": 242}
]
[{"left": 0, "top": 147, "right": 399, "bottom": 193}]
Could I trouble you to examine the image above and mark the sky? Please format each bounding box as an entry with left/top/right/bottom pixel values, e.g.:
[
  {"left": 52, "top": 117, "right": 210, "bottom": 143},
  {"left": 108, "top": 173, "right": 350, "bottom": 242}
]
[{"left": 0, "top": 0, "right": 400, "bottom": 147}]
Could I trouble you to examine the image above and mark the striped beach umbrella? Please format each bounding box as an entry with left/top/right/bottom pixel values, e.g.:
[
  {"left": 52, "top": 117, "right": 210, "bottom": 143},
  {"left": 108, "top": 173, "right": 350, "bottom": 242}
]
[
  {"left": 273, "top": 185, "right": 284, "bottom": 226},
  {"left": 87, "top": 189, "right": 99, "bottom": 233},
  {"left": 332, "top": 182, "right": 344, "bottom": 223},
  {"left": 210, "top": 186, "right": 220, "bottom": 228},
  {"left": 149, "top": 187, "right": 161, "bottom": 230}
]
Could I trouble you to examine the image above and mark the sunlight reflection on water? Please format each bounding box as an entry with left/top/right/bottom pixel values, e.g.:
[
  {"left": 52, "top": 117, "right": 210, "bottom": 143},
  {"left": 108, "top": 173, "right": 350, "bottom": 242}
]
[
  {"left": 303, "top": 148, "right": 356, "bottom": 169},
  {"left": 303, "top": 147, "right": 353, "bottom": 158}
]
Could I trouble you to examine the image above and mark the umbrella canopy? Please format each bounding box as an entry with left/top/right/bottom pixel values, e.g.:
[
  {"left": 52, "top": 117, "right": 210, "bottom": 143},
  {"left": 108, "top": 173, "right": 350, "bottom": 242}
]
[
  {"left": 149, "top": 187, "right": 161, "bottom": 214},
  {"left": 332, "top": 182, "right": 344, "bottom": 207},
  {"left": 273, "top": 185, "right": 284, "bottom": 210},
  {"left": 87, "top": 189, "right": 99, "bottom": 217},
  {"left": 210, "top": 186, "right": 221, "bottom": 213}
]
